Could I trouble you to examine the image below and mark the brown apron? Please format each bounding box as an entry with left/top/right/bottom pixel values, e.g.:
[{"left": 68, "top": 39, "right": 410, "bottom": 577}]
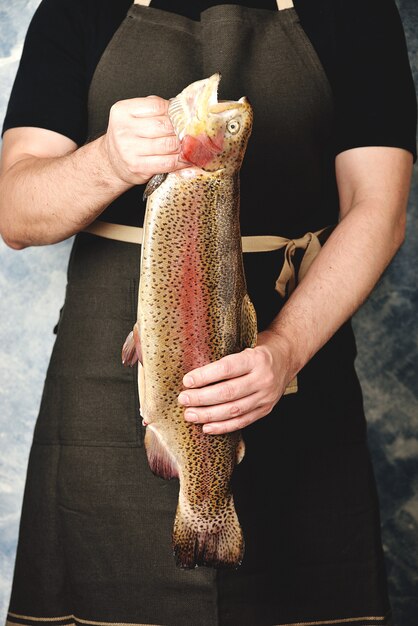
[{"left": 7, "top": 1, "right": 392, "bottom": 625}]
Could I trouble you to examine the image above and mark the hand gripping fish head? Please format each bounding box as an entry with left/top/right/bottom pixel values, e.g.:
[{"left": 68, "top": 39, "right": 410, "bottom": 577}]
[
  {"left": 169, "top": 72, "right": 253, "bottom": 174},
  {"left": 122, "top": 75, "right": 256, "bottom": 569}
]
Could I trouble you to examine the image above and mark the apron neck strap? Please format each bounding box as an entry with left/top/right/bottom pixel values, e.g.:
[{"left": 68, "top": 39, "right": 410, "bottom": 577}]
[
  {"left": 133, "top": 0, "right": 295, "bottom": 9},
  {"left": 276, "top": 0, "right": 294, "bottom": 9}
]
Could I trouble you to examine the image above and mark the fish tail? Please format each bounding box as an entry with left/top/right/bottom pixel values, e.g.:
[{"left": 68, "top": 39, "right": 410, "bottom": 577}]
[{"left": 172, "top": 493, "right": 244, "bottom": 569}]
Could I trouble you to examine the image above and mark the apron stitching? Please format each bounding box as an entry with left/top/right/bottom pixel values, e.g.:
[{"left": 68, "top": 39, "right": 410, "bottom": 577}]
[{"left": 7, "top": 612, "right": 390, "bottom": 626}]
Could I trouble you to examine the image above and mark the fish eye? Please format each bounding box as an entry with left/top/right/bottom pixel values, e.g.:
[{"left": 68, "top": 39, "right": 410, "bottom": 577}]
[{"left": 227, "top": 119, "right": 241, "bottom": 135}]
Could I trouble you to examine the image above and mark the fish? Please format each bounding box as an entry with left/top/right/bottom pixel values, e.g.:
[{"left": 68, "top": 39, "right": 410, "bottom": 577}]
[{"left": 122, "top": 73, "right": 256, "bottom": 569}]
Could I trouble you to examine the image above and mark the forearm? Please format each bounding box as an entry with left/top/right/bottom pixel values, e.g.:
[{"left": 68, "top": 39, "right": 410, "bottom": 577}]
[
  {"left": 0, "top": 136, "right": 129, "bottom": 248},
  {"left": 0, "top": 96, "right": 183, "bottom": 249},
  {"left": 178, "top": 198, "right": 407, "bottom": 435},
  {"left": 268, "top": 197, "right": 406, "bottom": 380},
  {"left": 178, "top": 148, "right": 413, "bottom": 435}
]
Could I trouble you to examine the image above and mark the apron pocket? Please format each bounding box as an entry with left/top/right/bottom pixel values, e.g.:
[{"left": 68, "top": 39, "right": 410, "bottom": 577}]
[{"left": 34, "top": 281, "right": 142, "bottom": 446}]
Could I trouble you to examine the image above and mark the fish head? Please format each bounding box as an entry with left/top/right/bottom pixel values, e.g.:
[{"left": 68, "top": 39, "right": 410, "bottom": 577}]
[{"left": 168, "top": 73, "right": 253, "bottom": 175}]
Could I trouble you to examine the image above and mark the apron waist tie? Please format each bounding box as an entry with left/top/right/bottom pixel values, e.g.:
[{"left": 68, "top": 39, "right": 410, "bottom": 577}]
[
  {"left": 82, "top": 220, "right": 335, "bottom": 397},
  {"left": 83, "top": 220, "right": 334, "bottom": 298}
]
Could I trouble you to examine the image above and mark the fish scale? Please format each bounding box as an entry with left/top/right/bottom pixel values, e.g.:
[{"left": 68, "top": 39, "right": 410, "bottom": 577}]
[{"left": 122, "top": 74, "right": 256, "bottom": 568}]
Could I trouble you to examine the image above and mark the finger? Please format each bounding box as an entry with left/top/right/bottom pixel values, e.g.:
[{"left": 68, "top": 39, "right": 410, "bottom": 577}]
[
  {"left": 202, "top": 407, "right": 266, "bottom": 435},
  {"left": 184, "top": 392, "right": 261, "bottom": 424},
  {"left": 130, "top": 134, "right": 180, "bottom": 157},
  {"left": 133, "top": 115, "right": 175, "bottom": 138},
  {"left": 182, "top": 349, "right": 254, "bottom": 389},
  {"left": 132, "top": 154, "right": 188, "bottom": 177},
  {"left": 129, "top": 96, "right": 170, "bottom": 118},
  {"left": 111, "top": 97, "right": 169, "bottom": 123},
  {"left": 179, "top": 374, "right": 256, "bottom": 408}
]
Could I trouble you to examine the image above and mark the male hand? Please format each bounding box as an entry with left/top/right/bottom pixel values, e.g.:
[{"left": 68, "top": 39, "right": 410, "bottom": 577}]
[
  {"left": 102, "top": 96, "right": 187, "bottom": 186},
  {"left": 178, "top": 330, "right": 293, "bottom": 434}
]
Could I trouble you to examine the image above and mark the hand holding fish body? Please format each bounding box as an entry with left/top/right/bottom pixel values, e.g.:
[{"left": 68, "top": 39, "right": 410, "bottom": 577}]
[{"left": 122, "top": 74, "right": 256, "bottom": 569}]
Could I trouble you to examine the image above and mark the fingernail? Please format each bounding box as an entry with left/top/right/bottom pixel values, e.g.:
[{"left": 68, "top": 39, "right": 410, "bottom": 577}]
[
  {"left": 178, "top": 393, "right": 190, "bottom": 405},
  {"left": 203, "top": 425, "right": 214, "bottom": 434},
  {"left": 184, "top": 375, "right": 194, "bottom": 387},
  {"left": 185, "top": 412, "right": 198, "bottom": 422}
]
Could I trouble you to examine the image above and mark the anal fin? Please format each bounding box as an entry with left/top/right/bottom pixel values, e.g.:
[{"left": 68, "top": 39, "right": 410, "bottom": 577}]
[{"left": 145, "top": 426, "right": 179, "bottom": 480}]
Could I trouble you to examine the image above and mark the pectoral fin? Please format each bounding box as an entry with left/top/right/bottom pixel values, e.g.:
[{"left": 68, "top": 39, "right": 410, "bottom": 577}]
[
  {"left": 143, "top": 173, "right": 168, "bottom": 199},
  {"left": 122, "top": 322, "right": 142, "bottom": 366},
  {"left": 240, "top": 294, "right": 257, "bottom": 349}
]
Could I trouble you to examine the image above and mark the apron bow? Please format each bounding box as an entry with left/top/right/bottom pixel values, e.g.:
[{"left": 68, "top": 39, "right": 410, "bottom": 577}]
[
  {"left": 241, "top": 226, "right": 333, "bottom": 298},
  {"left": 275, "top": 230, "right": 323, "bottom": 297}
]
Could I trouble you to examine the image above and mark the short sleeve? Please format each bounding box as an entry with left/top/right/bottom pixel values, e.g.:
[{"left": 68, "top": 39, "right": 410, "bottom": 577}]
[
  {"left": 332, "top": 0, "right": 417, "bottom": 162},
  {"left": 2, "top": 0, "right": 89, "bottom": 146}
]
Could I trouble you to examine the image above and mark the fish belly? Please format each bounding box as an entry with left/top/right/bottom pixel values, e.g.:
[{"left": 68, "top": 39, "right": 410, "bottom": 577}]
[{"left": 138, "top": 171, "right": 249, "bottom": 568}]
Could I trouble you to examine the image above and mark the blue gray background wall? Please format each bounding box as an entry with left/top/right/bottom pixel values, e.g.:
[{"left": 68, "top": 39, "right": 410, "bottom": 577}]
[{"left": 0, "top": 0, "right": 417, "bottom": 623}]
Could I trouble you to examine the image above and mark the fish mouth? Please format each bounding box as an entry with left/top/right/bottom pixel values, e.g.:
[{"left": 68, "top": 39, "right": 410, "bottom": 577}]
[
  {"left": 169, "top": 74, "right": 248, "bottom": 137},
  {"left": 209, "top": 98, "right": 247, "bottom": 114},
  {"left": 168, "top": 73, "right": 221, "bottom": 140},
  {"left": 196, "top": 73, "right": 221, "bottom": 122},
  {"left": 168, "top": 74, "right": 248, "bottom": 170}
]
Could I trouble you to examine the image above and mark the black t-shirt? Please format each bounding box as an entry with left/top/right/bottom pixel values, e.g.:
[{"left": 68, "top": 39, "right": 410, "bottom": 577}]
[{"left": 2, "top": 0, "right": 417, "bottom": 163}]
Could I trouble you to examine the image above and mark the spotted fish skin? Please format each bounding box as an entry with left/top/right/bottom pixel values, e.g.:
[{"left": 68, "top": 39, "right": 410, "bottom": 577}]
[{"left": 124, "top": 74, "right": 255, "bottom": 569}]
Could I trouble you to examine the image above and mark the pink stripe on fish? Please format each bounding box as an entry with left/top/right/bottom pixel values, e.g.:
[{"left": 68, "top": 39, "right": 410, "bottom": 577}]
[{"left": 178, "top": 208, "right": 211, "bottom": 375}]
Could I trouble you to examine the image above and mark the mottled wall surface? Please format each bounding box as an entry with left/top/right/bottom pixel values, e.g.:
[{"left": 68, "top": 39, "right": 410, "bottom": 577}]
[
  {"left": 0, "top": 0, "right": 73, "bottom": 617},
  {"left": 0, "top": 0, "right": 417, "bottom": 623},
  {"left": 353, "top": 1, "right": 418, "bottom": 622}
]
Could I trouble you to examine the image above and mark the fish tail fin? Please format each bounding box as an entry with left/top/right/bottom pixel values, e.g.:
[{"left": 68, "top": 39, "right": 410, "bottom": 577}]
[{"left": 172, "top": 493, "right": 244, "bottom": 569}]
